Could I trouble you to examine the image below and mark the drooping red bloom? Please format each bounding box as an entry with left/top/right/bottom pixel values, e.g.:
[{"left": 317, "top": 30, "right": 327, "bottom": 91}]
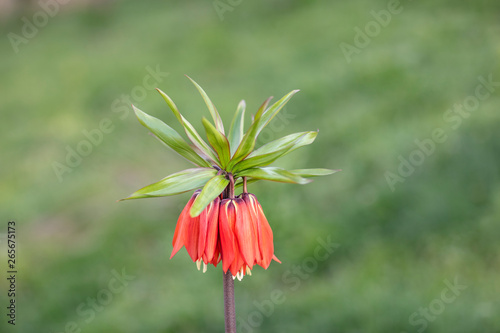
[
  {"left": 218, "top": 197, "right": 247, "bottom": 277},
  {"left": 171, "top": 190, "right": 279, "bottom": 279},
  {"left": 218, "top": 193, "right": 280, "bottom": 279},
  {"left": 240, "top": 193, "right": 280, "bottom": 269},
  {"left": 171, "top": 190, "right": 221, "bottom": 271}
]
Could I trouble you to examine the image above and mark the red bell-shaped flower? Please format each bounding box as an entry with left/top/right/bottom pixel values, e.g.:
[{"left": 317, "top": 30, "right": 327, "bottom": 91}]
[
  {"left": 240, "top": 193, "right": 280, "bottom": 270},
  {"left": 218, "top": 197, "right": 247, "bottom": 278},
  {"left": 219, "top": 194, "right": 280, "bottom": 280},
  {"left": 171, "top": 190, "right": 221, "bottom": 271},
  {"left": 171, "top": 190, "right": 279, "bottom": 280}
]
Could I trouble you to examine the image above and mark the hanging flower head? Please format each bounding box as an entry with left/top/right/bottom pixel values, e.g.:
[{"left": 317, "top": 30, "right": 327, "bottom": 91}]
[{"left": 121, "top": 76, "right": 339, "bottom": 279}]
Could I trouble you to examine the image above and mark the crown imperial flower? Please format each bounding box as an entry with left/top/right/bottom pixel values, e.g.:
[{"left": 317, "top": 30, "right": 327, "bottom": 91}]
[
  {"left": 169, "top": 189, "right": 281, "bottom": 280},
  {"left": 120, "top": 76, "right": 340, "bottom": 332},
  {"left": 121, "top": 76, "right": 339, "bottom": 279}
]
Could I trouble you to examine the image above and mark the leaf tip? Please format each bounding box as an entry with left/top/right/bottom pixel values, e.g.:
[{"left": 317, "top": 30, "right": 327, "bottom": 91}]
[
  {"left": 189, "top": 205, "right": 202, "bottom": 218},
  {"left": 131, "top": 105, "right": 142, "bottom": 117},
  {"left": 185, "top": 74, "right": 196, "bottom": 83}
]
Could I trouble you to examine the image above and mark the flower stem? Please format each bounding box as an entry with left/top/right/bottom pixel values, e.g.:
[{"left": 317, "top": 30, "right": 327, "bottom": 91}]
[
  {"left": 228, "top": 173, "right": 235, "bottom": 198},
  {"left": 223, "top": 271, "right": 236, "bottom": 333},
  {"left": 222, "top": 175, "right": 237, "bottom": 332}
]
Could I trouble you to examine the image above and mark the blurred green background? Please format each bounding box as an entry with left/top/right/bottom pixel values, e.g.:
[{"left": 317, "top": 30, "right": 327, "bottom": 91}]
[{"left": 1, "top": 0, "right": 499, "bottom": 332}]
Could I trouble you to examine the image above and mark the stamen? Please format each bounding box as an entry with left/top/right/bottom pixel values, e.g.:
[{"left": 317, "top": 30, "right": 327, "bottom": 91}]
[
  {"left": 246, "top": 267, "right": 252, "bottom": 276},
  {"left": 203, "top": 262, "right": 208, "bottom": 273},
  {"left": 237, "top": 270, "right": 243, "bottom": 281},
  {"left": 196, "top": 259, "right": 201, "bottom": 271}
]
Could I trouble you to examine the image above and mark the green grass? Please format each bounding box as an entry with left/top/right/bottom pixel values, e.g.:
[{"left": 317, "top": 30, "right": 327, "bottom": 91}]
[{"left": 1, "top": 0, "right": 499, "bottom": 332}]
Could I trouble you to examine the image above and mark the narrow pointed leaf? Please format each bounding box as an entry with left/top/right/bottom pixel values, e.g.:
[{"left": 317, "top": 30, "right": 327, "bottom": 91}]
[
  {"left": 202, "top": 117, "right": 231, "bottom": 168},
  {"left": 237, "top": 167, "right": 311, "bottom": 184},
  {"left": 121, "top": 168, "right": 216, "bottom": 200},
  {"left": 233, "top": 148, "right": 291, "bottom": 172},
  {"left": 186, "top": 75, "right": 225, "bottom": 134},
  {"left": 190, "top": 175, "right": 229, "bottom": 217},
  {"left": 290, "top": 168, "right": 341, "bottom": 177},
  {"left": 155, "top": 88, "right": 183, "bottom": 123},
  {"left": 226, "top": 97, "right": 272, "bottom": 171},
  {"left": 156, "top": 88, "right": 221, "bottom": 166},
  {"left": 232, "top": 131, "right": 317, "bottom": 172},
  {"left": 256, "top": 90, "right": 299, "bottom": 137},
  {"left": 252, "top": 131, "right": 317, "bottom": 157},
  {"left": 132, "top": 105, "right": 211, "bottom": 167},
  {"left": 227, "top": 100, "right": 246, "bottom": 156}
]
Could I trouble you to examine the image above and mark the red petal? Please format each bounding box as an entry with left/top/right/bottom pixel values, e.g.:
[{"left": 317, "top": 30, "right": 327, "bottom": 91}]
[
  {"left": 256, "top": 202, "right": 274, "bottom": 269},
  {"left": 171, "top": 192, "right": 199, "bottom": 259},
  {"left": 198, "top": 209, "right": 208, "bottom": 260},
  {"left": 244, "top": 193, "right": 274, "bottom": 269},
  {"left": 211, "top": 238, "right": 222, "bottom": 266},
  {"left": 234, "top": 198, "right": 257, "bottom": 268},
  {"left": 219, "top": 199, "right": 236, "bottom": 273},
  {"left": 183, "top": 212, "right": 200, "bottom": 262},
  {"left": 229, "top": 250, "right": 245, "bottom": 276},
  {"left": 272, "top": 254, "right": 281, "bottom": 264},
  {"left": 170, "top": 207, "right": 187, "bottom": 259},
  {"left": 203, "top": 197, "right": 220, "bottom": 262}
]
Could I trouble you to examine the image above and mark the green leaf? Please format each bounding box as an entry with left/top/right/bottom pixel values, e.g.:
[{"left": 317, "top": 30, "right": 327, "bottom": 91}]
[
  {"left": 256, "top": 90, "right": 299, "bottom": 137},
  {"left": 252, "top": 131, "right": 317, "bottom": 157},
  {"left": 155, "top": 88, "right": 183, "bottom": 123},
  {"left": 232, "top": 131, "right": 317, "bottom": 172},
  {"left": 132, "top": 105, "right": 211, "bottom": 167},
  {"left": 190, "top": 175, "right": 229, "bottom": 217},
  {"left": 226, "top": 96, "right": 272, "bottom": 171},
  {"left": 289, "top": 168, "right": 341, "bottom": 177},
  {"left": 202, "top": 117, "right": 231, "bottom": 168},
  {"left": 227, "top": 100, "right": 246, "bottom": 156},
  {"left": 237, "top": 167, "right": 311, "bottom": 184},
  {"left": 156, "top": 88, "right": 221, "bottom": 166},
  {"left": 121, "top": 168, "right": 216, "bottom": 200},
  {"left": 186, "top": 75, "right": 225, "bottom": 134}
]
